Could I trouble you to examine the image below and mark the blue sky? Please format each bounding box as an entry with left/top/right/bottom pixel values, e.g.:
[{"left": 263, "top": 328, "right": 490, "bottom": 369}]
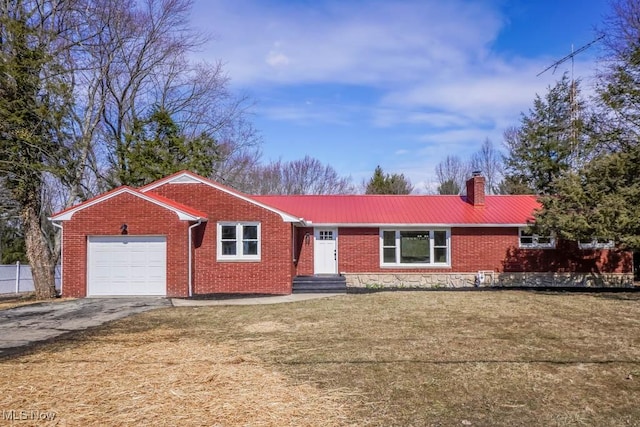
[{"left": 189, "top": 0, "right": 610, "bottom": 191}]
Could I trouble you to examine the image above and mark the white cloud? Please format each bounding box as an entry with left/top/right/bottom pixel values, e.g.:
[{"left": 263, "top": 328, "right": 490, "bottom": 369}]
[
  {"left": 257, "top": 104, "right": 352, "bottom": 126},
  {"left": 266, "top": 51, "right": 290, "bottom": 67},
  {"left": 372, "top": 108, "right": 481, "bottom": 129},
  {"left": 192, "top": 0, "right": 503, "bottom": 86},
  {"left": 190, "top": 0, "right": 602, "bottom": 190}
]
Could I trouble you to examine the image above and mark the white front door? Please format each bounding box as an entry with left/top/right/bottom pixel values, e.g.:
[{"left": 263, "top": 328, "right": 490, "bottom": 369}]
[{"left": 314, "top": 228, "right": 338, "bottom": 274}]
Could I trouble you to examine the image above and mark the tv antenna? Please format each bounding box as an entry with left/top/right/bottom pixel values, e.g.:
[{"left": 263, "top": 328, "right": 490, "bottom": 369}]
[
  {"left": 537, "top": 35, "right": 604, "bottom": 77},
  {"left": 537, "top": 35, "right": 603, "bottom": 169}
]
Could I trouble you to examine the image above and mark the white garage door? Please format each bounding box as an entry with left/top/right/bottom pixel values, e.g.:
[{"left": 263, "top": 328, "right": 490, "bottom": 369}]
[{"left": 87, "top": 236, "right": 167, "bottom": 296}]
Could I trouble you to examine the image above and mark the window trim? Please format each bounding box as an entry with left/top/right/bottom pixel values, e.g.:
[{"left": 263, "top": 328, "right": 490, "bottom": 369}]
[
  {"left": 380, "top": 228, "right": 451, "bottom": 268},
  {"left": 217, "top": 222, "right": 261, "bottom": 261},
  {"left": 518, "top": 227, "right": 556, "bottom": 249},
  {"left": 577, "top": 238, "right": 615, "bottom": 250}
]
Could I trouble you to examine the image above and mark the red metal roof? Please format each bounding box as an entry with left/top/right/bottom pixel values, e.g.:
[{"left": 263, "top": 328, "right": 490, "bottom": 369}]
[
  {"left": 253, "top": 194, "right": 540, "bottom": 226},
  {"left": 49, "top": 168, "right": 539, "bottom": 227},
  {"left": 143, "top": 191, "right": 208, "bottom": 219}
]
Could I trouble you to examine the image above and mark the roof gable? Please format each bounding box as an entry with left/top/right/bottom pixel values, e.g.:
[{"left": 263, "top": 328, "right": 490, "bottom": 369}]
[
  {"left": 139, "top": 170, "right": 303, "bottom": 223},
  {"left": 50, "top": 186, "right": 208, "bottom": 222}
]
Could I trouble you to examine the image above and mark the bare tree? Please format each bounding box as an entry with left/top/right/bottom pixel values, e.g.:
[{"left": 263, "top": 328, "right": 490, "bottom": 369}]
[
  {"left": 50, "top": 0, "right": 259, "bottom": 191},
  {"left": 435, "top": 156, "right": 469, "bottom": 195},
  {"left": 57, "top": 0, "right": 131, "bottom": 204},
  {"left": 242, "top": 156, "right": 354, "bottom": 195},
  {"left": 594, "top": 0, "right": 640, "bottom": 152},
  {"left": 470, "top": 138, "right": 503, "bottom": 194},
  {"left": 212, "top": 145, "right": 262, "bottom": 190}
]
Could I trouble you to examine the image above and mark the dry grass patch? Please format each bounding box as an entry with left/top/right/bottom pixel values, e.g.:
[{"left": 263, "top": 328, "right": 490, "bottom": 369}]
[
  {"left": 0, "top": 323, "right": 351, "bottom": 426},
  {"left": 243, "top": 320, "right": 289, "bottom": 334},
  {"left": 0, "top": 294, "right": 74, "bottom": 311},
  {"left": 1, "top": 291, "right": 640, "bottom": 426},
  {"left": 0, "top": 293, "right": 38, "bottom": 310}
]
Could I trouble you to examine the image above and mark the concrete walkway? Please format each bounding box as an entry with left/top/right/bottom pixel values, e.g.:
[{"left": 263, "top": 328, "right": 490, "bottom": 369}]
[
  {"left": 172, "top": 293, "right": 345, "bottom": 306},
  {"left": 0, "top": 298, "right": 170, "bottom": 358}
]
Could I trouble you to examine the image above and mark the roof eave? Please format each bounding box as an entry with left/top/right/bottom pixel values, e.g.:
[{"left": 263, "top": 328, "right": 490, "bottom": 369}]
[{"left": 296, "top": 222, "right": 531, "bottom": 228}]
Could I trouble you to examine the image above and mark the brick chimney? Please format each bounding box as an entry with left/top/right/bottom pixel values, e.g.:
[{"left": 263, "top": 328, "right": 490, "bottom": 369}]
[{"left": 466, "top": 171, "right": 485, "bottom": 206}]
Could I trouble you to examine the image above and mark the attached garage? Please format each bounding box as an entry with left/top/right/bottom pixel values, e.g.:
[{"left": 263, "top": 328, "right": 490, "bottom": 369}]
[
  {"left": 50, "top": 186, "right": 207, "bottom": 298},
  {"left": 87, "top": 236, "right": 167, "bottom": 296}
]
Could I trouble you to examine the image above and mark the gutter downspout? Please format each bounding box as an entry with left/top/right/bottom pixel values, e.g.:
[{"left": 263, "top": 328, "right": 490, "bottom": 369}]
[
  {"left": 51, "top": 221, "right": 63, "bottom": 296},
  {"left": 188, "top": 219, "right": 203, "bottom": 298}
]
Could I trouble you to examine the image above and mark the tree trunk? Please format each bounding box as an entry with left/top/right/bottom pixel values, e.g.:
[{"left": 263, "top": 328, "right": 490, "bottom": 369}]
[{"left": 22, "top": 204, "right": 56, "bottom": 299}]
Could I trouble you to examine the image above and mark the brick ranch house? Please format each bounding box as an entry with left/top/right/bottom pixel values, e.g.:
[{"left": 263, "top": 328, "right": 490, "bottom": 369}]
[{"left": 49, "top": 170, "right": 634, "bottom": 297}]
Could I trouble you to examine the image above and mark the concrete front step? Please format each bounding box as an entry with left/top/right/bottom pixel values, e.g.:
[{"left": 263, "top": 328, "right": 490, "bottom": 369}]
[
  {"left": 293, "top": 288, "right": 347, "bottom": 294},
  {"left": 293, "top": 275, "right": 347, "bottom": 294}
]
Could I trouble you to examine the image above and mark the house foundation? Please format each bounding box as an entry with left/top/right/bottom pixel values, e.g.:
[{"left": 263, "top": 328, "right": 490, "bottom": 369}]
[{"left": 343, "top": 272, "right": 635, "bottom": 289}]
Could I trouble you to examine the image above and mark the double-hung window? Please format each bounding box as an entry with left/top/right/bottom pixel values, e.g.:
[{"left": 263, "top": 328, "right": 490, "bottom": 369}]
[
  {"left": 381, "top": 229, "right": 450, "bottom": 267},
  {"left": 578, "top": 238, "right": 614, "bottom": 250},
  {"left": 217, "top": 222, "right": 260, "bottom": 261},
  {"left": 518, "top": 228, "right": 555, "bottom": 249}
]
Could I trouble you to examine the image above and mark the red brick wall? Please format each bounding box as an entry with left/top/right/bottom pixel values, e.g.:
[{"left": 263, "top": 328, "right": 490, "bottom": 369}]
[
  {"left": 149, "top": 183, "right": 292, "bottom": 294},
  {"left": 466, "top": 176, "right": 485, "bottom": 206},
  {"left": 338, "top": 228, "right": 380, "bottom": 272},
  {"left": 334, "top": 227, "right": 632, "bottom": 274},
  {"left": 62, "top": 192, "right": 189, "bottom": 298},
  {"left": 452, "top": 228, "right": 514, "bottom": 271}
]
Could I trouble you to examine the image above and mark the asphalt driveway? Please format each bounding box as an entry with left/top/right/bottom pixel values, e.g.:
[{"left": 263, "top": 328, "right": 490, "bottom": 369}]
[{"left": 0, "top": 298, "right": 171, "bottom": 358}]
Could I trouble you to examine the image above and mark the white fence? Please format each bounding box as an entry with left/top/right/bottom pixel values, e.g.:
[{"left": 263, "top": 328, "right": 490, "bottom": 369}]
[{"left": 0, "top": 262, "right": 61, "bottom": 294}]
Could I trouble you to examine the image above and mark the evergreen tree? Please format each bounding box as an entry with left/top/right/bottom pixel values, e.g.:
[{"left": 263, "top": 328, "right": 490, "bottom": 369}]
[
  {"left": 535, "top": 143, "right": 640, "bottom": 249},
  {"left": 365, "top": 166, "right": 413, "bottom": 194},
  {"left": 535, "top": 0, "right": 640, "bottom": 249},
  {"left": 120, "top": 108, "right": 217, "bottom": 187},
  {"left": 503, "top": 74, "right": 590, "bottom": 195},
  {"left": 0, "top": 221, "right": 27, "bottom": 264},
  {"left": 366, "top": 166, "right": 387, "bottom": 194},
  {"left": 495, "top": 176, "right": 535, "bottom": 195},
  {"left": 437, "top": 179, "right": 460, "bottom": 195}
]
